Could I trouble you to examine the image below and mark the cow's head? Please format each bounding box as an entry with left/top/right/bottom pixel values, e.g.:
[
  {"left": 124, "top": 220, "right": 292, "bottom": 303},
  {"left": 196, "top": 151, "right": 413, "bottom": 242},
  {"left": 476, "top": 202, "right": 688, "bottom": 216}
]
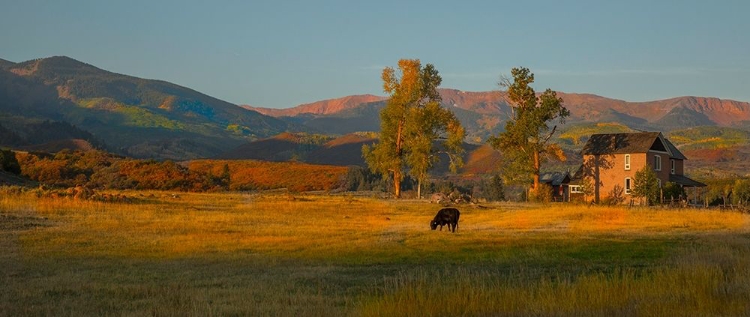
[{"left": 430, "top": 220, "right": 438, "bottom": 230}]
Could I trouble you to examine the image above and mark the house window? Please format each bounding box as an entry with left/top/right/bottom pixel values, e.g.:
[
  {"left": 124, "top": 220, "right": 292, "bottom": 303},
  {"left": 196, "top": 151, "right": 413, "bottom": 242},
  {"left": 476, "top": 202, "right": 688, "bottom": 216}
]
[
  {"left": 671, "top": 159, "right": 675, "bottom": 174},
  {"left": 654, "top": 155, "right": 662, "bottom": 171},
  {"left": 570, "top": 185, "right": 583, "bottom": 194},
  {"left": 624, "top": 154, "right": 631, "bottom": 170},
  {"left": 625, "top": 178, "right": 632, "bottom": 194}
]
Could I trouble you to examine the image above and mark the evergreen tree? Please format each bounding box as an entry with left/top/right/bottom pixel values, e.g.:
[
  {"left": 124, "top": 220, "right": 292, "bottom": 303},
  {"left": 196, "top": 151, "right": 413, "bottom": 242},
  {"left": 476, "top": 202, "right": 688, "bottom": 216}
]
[
  {"left": 483, "top": 174, "right": 505, "bottom": 201},
  {"left": 221, "top": 163, "right": 231, "bottom": 190},
  {"left": 488, "top": 67, "right": 569, "bottom": 195}
]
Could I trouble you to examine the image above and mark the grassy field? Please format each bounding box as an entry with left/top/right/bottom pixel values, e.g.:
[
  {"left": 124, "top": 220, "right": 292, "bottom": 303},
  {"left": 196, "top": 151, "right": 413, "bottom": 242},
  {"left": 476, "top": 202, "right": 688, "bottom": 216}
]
[{"left": 1, "top": 191, "right": 749, "bottom": 316}]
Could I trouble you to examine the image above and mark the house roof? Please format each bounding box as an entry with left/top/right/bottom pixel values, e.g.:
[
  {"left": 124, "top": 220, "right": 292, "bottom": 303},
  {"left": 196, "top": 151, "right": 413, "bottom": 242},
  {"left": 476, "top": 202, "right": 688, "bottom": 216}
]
[
  {"left": 569, "top": 164, "right": 584, "bottom": 181},
  {"left": 581, "top": 132, "right": 687, "bottom": 159},
  {"left": 663, "top": 138, "right": 687, "bottom": 160},
  {"left": 539, "top": 172, "right": 570, "bottom": 186},
  {"left": 669, "top": 174, "right": 707, "bottom": 187}
]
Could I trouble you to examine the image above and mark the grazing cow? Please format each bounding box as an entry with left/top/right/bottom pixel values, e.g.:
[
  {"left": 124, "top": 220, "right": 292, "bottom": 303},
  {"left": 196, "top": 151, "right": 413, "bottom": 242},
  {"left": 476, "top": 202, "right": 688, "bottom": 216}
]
[{"left": 430, "top": 208, "right": 460, "bottom": 233}]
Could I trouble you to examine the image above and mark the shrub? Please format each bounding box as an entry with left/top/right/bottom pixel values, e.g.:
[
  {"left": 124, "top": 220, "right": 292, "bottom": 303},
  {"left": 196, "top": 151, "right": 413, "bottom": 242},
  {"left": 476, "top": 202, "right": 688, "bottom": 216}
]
[
  {"left": 662, "top": 182, "right": 685, "bottom": 202},
  {"left": 732, "top": 178, "right": 750, "bottom": 207},
  {"left": 529, "top": 183, "right": 553, "bottom": 203},
  {"left": 0, "top": 148, "right": 21, "bottom": 174},
  {"left": 607, "top": 184, "right": 625, "bottom": 205},
  {"left": 633, "top": 165, "right": 660, "bottom": 205}
]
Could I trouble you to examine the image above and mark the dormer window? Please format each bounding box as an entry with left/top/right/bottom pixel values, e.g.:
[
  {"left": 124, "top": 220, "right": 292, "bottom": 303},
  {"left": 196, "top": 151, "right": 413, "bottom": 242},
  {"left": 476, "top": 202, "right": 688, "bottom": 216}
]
[
  {"left": 654, "top": 155, "right": 662, "bottom": 171},
  {"left": 624, "top": 154, "right": 631, "bottom": 170}
]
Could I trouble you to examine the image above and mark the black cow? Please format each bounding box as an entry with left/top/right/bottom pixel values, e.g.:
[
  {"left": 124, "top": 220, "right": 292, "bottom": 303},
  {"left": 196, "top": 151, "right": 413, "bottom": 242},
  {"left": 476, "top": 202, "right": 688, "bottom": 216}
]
[{"left": 430, "top": 208, "right": 460, "bottom": 233}]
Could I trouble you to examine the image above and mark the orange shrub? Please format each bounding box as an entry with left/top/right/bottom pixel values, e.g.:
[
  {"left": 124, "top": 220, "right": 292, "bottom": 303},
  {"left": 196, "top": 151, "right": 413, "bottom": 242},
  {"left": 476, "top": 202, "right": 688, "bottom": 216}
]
[{"left": 188, "top": 160, "right": 348, "bottom": 192}]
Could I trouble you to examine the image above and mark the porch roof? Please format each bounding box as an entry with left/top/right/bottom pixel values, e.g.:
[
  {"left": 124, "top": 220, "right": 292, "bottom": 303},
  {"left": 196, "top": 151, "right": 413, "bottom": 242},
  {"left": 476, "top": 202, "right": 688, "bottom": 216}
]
[{"left": 669, "top": 174, "right": 707, "bottom": 187}]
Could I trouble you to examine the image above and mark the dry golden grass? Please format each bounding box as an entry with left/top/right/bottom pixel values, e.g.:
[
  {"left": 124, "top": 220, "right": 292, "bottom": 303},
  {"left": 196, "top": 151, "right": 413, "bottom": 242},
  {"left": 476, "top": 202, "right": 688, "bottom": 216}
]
[
  {"left": 1, "top": 191, "right": 749, "bottom": 316},
  {"left": 361, "top": 255, "right": 750, "bottom": 316}
]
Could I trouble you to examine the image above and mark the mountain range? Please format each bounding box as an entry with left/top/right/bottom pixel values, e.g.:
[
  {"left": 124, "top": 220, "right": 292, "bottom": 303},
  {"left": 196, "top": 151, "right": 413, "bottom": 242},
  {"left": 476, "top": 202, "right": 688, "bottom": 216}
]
[
  {"left": 2, "top": 56, "right": 750, "bottom": 178},
  {"left": 248, "top": 89, "right": 750, "bottom": 142}
]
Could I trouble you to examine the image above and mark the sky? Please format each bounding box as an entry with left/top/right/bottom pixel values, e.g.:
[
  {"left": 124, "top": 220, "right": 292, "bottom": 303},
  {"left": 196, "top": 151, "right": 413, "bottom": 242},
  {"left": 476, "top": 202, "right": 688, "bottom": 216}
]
[{"left": 1, "top": 0, "right": 749, "bottom": 108}]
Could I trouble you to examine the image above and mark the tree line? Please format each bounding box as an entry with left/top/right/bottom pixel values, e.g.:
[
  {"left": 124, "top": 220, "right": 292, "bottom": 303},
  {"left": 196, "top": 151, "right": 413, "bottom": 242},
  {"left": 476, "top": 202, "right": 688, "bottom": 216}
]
[{"left": 363, "top": 59, "right": 568, "bottom": 200}]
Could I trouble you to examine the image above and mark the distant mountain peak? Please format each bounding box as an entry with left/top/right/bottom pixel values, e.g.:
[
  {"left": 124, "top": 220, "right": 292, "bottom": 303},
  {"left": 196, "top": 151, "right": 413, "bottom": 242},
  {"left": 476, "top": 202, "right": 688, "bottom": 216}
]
[
  {"left": 9, "top": 55, "right": 104, "bottom": 77},
  {"left": 245, "top": 94, "right": 387, "bottom": 117},
  {"left": 0, "top": 58, "right": 16, "bottom": 69}
]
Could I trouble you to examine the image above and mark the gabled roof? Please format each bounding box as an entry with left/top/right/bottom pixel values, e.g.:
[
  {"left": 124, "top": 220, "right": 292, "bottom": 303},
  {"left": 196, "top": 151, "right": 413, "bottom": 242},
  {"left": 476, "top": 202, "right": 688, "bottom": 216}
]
[
  {"left": 582, "top": 132, "right": 660, "bottom": 155},
  {"left": 570, "top": 164, "right": 584, "bottom": 180},
  {"left": 581, "top": 132, "right": 687, "bottom": 160},
  {"left": 539, "top": 172, "right": 570, "bottom": 186},
  {"left": 663, "top": 138, "right": 687, "bottom": 160}
]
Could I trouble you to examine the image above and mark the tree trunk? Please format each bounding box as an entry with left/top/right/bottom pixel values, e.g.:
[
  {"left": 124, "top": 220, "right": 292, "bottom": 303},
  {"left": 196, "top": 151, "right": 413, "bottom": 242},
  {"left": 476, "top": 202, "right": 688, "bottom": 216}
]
[
  {"left": 660, "top": 187, "right": 664, "bottom": 205},
  {"left": 532, "top": 151, "right": 541, "bottom": 192},
  {"left": 594, "top": 155, "right": 601, "bottom": 204},
  {"left": 417, "top": 178, "right": 422, "bottom": 199},
  {"left": 393, "top": 169, "right": 401, "bottom": 199},
  {"left": 393, "top": 120, "right": 404, "bottom": 199}
]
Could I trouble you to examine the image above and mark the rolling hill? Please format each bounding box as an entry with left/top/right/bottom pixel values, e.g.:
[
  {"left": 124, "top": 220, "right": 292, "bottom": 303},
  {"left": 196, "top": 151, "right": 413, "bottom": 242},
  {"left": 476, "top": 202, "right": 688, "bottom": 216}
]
[
  {"left": 0, "top": 56, "right": 292, "bottom": 160},
  {"left": 218, "top": 132, "right": 375, "bottom": 166},
  {"left": 667, "top": 126, "right": 750, "bottom": 151},
  {"left": 219, "top": 131, "right": 501, "bottom": 177},
  {"left": 0, "top": 58, "right": 15, "bottom": 69},
  {"left": 306, "top": 133, "right": 378, "bottom": 166},
  {"left": 216, "top": 132, "right": 333, "bottom": 161},
  {"left": 18, "top": 138, "right": 96, "bottom": 153}
]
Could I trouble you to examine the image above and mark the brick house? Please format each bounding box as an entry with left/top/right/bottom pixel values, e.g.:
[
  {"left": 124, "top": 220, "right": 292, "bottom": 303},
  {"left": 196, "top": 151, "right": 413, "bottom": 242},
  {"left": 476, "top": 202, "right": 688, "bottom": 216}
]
[{"left": 578, "top": 131, "right": 705, "bottom": 204}]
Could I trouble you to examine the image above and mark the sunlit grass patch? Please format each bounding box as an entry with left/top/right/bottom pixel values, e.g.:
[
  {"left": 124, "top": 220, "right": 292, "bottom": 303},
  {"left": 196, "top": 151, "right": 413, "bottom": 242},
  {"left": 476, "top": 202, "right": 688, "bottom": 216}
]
[
  {"left": 4, "top": 193, "right": 747, "bottom": 262},
  {"left": 1, "top": 190, "right": 749, "bottom": 316},
  {"left": 358, "top": 237, "right": 750, "bottom": 317}
]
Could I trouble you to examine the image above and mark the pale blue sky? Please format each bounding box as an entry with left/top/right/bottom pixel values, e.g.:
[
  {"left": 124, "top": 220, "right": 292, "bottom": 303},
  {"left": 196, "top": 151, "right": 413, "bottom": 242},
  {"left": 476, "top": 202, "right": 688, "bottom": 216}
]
[{"left": 1, "top": 0, "right": 749, "bottom": 108}]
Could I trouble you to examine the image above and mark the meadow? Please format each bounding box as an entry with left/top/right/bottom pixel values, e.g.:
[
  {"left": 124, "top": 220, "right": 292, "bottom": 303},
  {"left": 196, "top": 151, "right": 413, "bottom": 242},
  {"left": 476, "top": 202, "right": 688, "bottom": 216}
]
[{"left": 1, "top": 190, "right": 749, "bottom": 316}]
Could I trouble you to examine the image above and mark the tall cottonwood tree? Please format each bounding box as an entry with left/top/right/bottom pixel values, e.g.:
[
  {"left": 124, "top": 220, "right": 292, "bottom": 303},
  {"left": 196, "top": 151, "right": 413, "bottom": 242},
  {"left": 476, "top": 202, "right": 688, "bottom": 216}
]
[
  {"left": 363, "top": 59, "right": 464, "bottom": 198},
  {"left": 488, "top": 67, "right": 569, "bottom": 195}
]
